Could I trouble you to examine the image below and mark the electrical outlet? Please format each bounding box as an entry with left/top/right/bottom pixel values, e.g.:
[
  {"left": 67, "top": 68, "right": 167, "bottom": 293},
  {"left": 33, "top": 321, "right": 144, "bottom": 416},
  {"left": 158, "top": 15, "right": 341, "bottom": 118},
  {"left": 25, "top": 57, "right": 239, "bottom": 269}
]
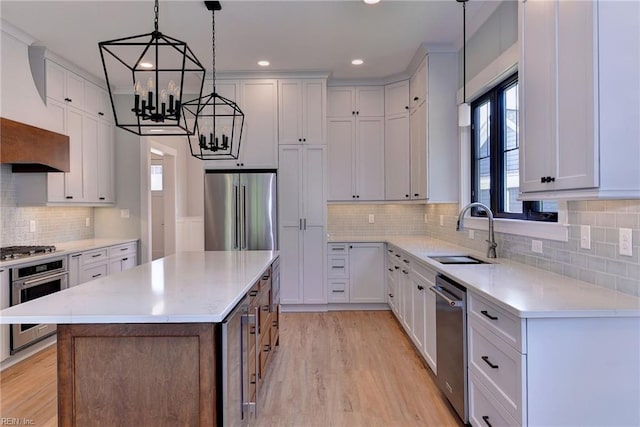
[
  {"left": 439, "top": 215, "right": 444, "bottom": 227},
  {"left": 85, "top": 217, "right": 91, "bottom": 227},
  {"left": 532, "top": 240, "right": 543, "bottom": 254},
  {"left": 580, "top": 225, "right": 591, "bottom": 249},
  {"left": 424, "top": 213, "right": 428, "bottom": 223},
  {"left": 468, "top": 230, "right": 475, "bottom": 240},
  {"left": 29, "top": 220, "right": 36, "bottom": 233},
  {"left": 368, "top": 214, "right": 375, "bottom": 224},
  {"left": 619, "top": 228, "right": 633, "bottom": 256},
  {"left": 120, "top": 209, "right": 130, "bottom": 219}
]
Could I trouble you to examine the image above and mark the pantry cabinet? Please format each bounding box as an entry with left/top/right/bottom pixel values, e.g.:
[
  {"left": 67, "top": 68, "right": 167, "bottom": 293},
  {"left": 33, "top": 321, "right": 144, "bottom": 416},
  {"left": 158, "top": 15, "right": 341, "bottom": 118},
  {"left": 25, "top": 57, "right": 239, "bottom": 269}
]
[
  {"left": 384, "top": 80, "right": 411, "bottom": 200},
  {"left": 327, "top": 86, "right": 385, "bottom": 201},
  {"left": 278, "top": 79, "right": 326, "bottom": 145},
  {"left": 278, "top": 145, "right": 326, "bottom": 305},
  {"left": 327, "top": 243, "right": 386, "bottom": 304},
  {"left": 519, "top": 0, "right": 640, "bottom": 199}
]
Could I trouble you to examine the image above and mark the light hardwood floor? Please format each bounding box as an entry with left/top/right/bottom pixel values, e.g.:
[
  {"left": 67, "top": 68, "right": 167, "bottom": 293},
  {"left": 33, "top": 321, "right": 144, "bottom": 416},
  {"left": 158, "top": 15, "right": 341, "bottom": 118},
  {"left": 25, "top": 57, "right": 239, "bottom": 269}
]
[{"left": 0, "top": 311, "right": 461, "bottom": 426}]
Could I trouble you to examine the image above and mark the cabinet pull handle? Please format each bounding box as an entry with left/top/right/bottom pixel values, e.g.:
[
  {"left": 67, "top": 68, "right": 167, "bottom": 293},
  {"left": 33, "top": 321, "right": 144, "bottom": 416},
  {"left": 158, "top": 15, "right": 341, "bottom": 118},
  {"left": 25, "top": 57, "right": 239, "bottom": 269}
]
[
  {"left": 98, "top": 112, "right": 104, "bottom": 116},
  {"left": 122, "top": 257, "right": 128, "bottom": 261},
  {"left": 66, "top": 196, "right": 73, "bottom": 199},
  {"left": 332, "top": 289, "right": 345, "bottom": 293},
  {"left": 249, "top": 290, "right": 258, "bottom": 297},
  {"left": 388, "top": 293, "right": 394, "bottom": 298},
  {"left": 92, "top": 254, "right": 102, "bottom": 258},
  {"left": 92, "top": 273, "right": 102, "bottom": 278},
  {"left": 414, "top": 193, "right": 419, "bottom": 197},
  {"left": 482, "top": 416, "right": 493, "bottom": 427},
  {"left": 417, "top": 285, "right": 424, "bottom": 291},
  {"left": 264, "top": 344, "right": 271, "bottom": 352},
  {"left": 99, "top": 197, "right": 105, "bottom": 200},
  {"left": 394, "top": 266, "right": 399, "bottom": 270},
  {"left": 387, "top": 249, "right": 393, "bottom": 253},
  {"left": 273, "top": 320, "right": 278, "bottom": 327},
  {"left": 388, "top": 268, "right": 394, "bottom": 272},
  {"left": 331, "top": 266, "right": 343, "bottom": 269},
  {"left": 480, "top": 310, "right": 498, "bottom": 320},
  {"left": 395, "top": 254, "right": 401, "bottom": 258},
  {"left": 262, "top": 305, "right": 269, "bottom": 312},
  {"left": 71, "top": 254, "right": 82, "bottom": 258},
  {"left": 262, "top": 274, "right": 270, "bottom": 280},
  {"left": 481, "top": 356, "right": 499, "bottom": 369},
  {"left": 413, "top": 96, "right": 419, "bottom": 102},
  {"left": 403, "top": 259, "right": 409, "bottom": 264},
  {"left": 121, "top": 248, "right": 128, "bottom": 251},
  {"left": 402, "top": 270, "right": 409, "bottom": 274}
]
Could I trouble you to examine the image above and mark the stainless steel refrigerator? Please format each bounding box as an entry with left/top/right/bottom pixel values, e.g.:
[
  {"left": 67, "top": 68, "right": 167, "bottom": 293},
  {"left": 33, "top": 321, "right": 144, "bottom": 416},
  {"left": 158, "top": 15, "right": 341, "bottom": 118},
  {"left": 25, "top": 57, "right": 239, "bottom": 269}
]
[{"left": 204, "top": 171, "right": 277, "bottom": 251}]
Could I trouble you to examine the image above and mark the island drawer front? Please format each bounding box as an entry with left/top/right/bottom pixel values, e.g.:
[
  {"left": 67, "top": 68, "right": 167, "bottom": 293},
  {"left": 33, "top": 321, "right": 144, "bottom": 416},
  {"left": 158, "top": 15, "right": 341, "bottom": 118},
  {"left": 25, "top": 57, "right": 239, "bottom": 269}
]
[
  {"left": 328, "top": 279, "right": 349, "bottom": 302},
  {"left": 469, "top": 319, "right": 526, "bottom": 422},
  {"left": 80, "top": 263, "right": 108, "bottom": 283},
  {"left": 258, "top": 287, "right": 271, "bottom": 335},
  {"left": 81, "top": 248, "right": 108, "bottom": 266},
  {"left": 260, "top": 267, "right": 272, "bottom": 289},
  {"left": 108, "top": 242, "right": 137, "bottom": 258},
  {"left": 468, "top": 292, "right": 526, "bottom": 352},
  {"left": 328, "top": 255, "right": 348, "bottom": 278},
  {"left": 248, "top": 282, "right": 261, "bottom": 309},
  {"left": 469, "top": 370, "right": 522, "bottom": 427}
]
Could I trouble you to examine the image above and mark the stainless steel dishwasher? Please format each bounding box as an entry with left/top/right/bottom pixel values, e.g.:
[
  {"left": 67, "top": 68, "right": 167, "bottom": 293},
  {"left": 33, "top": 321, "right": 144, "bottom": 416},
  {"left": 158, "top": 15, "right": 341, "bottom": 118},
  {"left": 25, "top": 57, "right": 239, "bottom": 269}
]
[{"left": 431, "top": 274, "right": 468, "bottom": 424}]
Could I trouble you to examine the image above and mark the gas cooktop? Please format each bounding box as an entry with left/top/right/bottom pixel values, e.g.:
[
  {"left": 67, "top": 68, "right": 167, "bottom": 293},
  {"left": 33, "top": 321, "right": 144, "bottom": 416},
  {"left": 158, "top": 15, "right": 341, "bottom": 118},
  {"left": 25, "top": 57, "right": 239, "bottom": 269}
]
[{"left": 0, "top": 245, "right": 57, "bottom": 261}]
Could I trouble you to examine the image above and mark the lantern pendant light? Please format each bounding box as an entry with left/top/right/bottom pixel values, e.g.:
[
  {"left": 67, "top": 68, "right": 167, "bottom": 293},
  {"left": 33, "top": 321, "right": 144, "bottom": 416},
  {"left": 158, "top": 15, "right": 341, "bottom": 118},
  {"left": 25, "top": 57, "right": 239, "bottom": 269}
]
[
  {"left": 183, "top": 1, "right": 244, "bottom": 160},
  {"left": 457, "top": 0, "right": 471, "bottom": 127},
  {"left": 98, "top": 0, "right": 206, "bottom": 136}
]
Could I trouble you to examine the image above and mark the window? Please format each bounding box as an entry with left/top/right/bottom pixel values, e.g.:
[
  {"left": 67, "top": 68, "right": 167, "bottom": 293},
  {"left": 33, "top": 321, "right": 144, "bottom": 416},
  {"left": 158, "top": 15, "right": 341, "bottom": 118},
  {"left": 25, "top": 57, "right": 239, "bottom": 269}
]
[
  {"left": 471, "top": 73, "right": 557, "bottom": 222},
  {"left": 150, "top": 164, "right": 163, "bottom": 191}
]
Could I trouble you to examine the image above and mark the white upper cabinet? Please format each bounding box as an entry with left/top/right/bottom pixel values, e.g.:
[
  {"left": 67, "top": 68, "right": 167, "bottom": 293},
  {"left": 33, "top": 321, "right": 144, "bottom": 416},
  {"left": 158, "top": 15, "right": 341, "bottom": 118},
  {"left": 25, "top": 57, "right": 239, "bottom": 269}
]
[
  {"left": 46, "top": 60, "right": 85, "bottom": 111},
  {"left": 327, "top": 86, "right": 385, "bottom": 201},
  {"left": 278, "top": 79, "right": 326, "bottom": 145},
  {"left": 385, "top": 80, "right": 411, "bottom": 200},
  {"left": 204, "top": 79, "right": 278, "bottom": 170},
  {"left": 327, "top": 86, "right": 384, "bottom": 118},
  {"left": 85, "top": 82, "right": 113, "bottom": 123},
  {"left": 519, "top": 0, "right": 640, "bottom": 199},
  {"left": 409, "top": 53, "right": 458, "bottom": 202}
]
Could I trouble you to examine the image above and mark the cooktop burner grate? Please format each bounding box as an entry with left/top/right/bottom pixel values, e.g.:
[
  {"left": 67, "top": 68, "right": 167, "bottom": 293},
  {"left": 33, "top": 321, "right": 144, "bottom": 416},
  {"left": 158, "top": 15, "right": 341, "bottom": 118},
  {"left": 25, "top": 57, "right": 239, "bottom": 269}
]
[{"left": 0, "top": 245, "right": 57, "bottom": 260}]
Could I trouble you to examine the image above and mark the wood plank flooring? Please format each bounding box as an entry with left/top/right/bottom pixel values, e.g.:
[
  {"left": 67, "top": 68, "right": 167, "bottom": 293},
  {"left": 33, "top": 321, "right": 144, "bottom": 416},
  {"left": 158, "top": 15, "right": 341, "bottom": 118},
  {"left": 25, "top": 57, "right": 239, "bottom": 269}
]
[{"left": 0, "top": 311, "right": 461, "bottom": 426}]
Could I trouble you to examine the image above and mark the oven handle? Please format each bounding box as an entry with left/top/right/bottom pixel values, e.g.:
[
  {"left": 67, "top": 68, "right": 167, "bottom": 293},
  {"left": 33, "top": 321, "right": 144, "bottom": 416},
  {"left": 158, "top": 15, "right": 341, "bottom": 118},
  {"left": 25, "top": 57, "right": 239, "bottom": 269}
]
[{"left": 19, "top": 272, "right": 68, "bottom": 289}]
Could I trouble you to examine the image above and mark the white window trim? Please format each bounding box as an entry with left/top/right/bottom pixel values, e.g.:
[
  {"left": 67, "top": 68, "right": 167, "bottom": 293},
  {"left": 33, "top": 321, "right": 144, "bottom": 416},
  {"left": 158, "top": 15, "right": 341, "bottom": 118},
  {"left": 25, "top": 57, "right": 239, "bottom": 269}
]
[{"left": 457, "top": 43, "right": 569, "bottom": 243}]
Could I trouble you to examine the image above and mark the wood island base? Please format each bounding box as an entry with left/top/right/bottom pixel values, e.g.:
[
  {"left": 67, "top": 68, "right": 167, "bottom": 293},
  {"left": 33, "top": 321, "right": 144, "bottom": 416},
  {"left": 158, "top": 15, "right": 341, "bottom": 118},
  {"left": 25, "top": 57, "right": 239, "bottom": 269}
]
[{"left": 57, "top": 323, "right": 218, "bottom": 427}]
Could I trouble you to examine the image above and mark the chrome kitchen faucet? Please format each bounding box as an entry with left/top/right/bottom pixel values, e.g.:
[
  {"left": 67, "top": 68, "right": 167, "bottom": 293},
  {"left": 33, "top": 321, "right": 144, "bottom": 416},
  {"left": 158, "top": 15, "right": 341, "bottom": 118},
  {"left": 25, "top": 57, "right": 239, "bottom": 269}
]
[{"left": 456, "top": 202, "right": 497, "bottom": 259}]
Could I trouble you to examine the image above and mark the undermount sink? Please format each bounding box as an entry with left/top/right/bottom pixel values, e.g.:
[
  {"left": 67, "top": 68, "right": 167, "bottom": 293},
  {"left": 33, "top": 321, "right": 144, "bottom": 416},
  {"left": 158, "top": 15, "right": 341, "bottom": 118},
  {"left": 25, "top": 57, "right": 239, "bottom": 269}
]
[{"left": 429, "top": 255, "right": 490, "bottom": 265}]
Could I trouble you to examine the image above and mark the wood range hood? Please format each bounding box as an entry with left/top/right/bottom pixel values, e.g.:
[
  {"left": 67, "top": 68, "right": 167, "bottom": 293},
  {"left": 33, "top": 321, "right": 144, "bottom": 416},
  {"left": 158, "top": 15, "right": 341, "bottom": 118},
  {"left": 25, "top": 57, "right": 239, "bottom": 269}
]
[{"left": 0, "top": 117, "right": 70, "bottom": 172}]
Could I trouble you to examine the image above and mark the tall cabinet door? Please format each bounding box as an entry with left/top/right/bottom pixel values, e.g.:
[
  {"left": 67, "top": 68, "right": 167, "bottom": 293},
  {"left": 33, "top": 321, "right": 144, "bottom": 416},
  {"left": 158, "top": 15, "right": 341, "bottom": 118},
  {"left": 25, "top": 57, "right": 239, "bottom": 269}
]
[
  {"left": 241, "top": 80, "right": 278, "bottom": 168},
  {"left": 302, "top": 81, "right": 326, "bottom": 145},
  {"left": 64, "top": 108, "right": 85, "bottom": 201},
  {"left": 385, "top": 114, "right": 411, "bottom": 200},
  {"left": 278, "top": 80, "right": 301, "bottom": 145},
  {"left": 278, "top": 146, "right": 303, "bottom": 304},
  {"left": 327, "top": 118, "right": 355, "bottom": 200},
  {"left": 356, "top": 118, "right": 385, "bottom": 200},
  {"left": 302, "top": 146, "right": 326, "bottom": 304}
]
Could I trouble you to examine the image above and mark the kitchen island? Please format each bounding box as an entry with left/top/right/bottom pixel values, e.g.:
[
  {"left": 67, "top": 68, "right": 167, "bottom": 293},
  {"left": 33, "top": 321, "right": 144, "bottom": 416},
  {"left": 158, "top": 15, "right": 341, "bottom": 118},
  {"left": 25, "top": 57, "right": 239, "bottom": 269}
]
[{"left": 0, "top": 250, "right": 279, "bottom": 427}]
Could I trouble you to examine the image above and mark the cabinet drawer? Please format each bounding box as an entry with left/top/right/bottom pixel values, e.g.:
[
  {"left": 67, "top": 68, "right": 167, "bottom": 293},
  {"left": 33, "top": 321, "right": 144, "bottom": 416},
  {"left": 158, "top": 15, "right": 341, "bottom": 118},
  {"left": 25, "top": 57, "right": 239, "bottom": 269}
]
[
  {"left": 328, "top": 279, "right": 349, "bottom": 302},
  {"left": 469, "top": 371, "right": 521, "bottom": 427},
  {"left": 469, "top": 320, "right": 526, "bottom": 422},
  {"left": 328, "top": 243, "right": 348, "bottom": 253},
  {"left": 108, "top": 242, "right": 136, "bottom": 258},
  {"left": 80, "top": 263, "right": 108, "bottom": 283},
  {"left": 469, "top": 292, "right": 526, "bottom": 352},
  {"left": 81, "top": 248, "right": 108, "bottom": 266},
  {"left": 248, "top": 282, "right": 261, "bottom": 308},
  {"left": 328, "top": 255, "right": 349, "bottom": 278}
]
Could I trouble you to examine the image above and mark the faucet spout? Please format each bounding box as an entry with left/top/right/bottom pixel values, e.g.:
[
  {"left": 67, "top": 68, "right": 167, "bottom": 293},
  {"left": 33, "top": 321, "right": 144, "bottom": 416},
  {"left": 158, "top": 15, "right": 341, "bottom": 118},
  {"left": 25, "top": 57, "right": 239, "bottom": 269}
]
[{"left": 456, "top": 202, "right": 497, "bottom": 258}]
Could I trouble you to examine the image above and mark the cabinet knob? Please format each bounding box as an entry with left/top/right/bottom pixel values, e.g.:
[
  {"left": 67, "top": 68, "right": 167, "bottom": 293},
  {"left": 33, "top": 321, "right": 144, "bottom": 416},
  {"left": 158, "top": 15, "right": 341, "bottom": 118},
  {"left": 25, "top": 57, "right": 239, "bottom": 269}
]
[
  {"left": 356, "top": 111, "right": 359, "bottom": 115},
  {"left": 298, "top": 138, "right": 302, "bottom": 142},
  {"left": 352, "top": 195, "right": 356, "bottom": 198},
  {"left": 417, "top": 285, "right": 424, "bottom": 291},
  {"left": 414, "top": 193, "right": 419, "bottom": 197},
  {"left": 413, "top": 96, "right": 419, "bottom": 102},
  {"left": 352, "top": 111, "right": 355, "bottom": 115},
  {"left": 303, "top": 138, "right": 306, "bottom": 142},
  {"left": 405, "top": 106, "right": 409, "bottom": 110},
  {"left": 98, "top": 112, "right": 104, "bottom": 116},
  {"left": 405, "top": 194, "right": 409, "bottom": 198},
  {"left": 388, "top": 293, "right": 394, "bottom": 298},
  {"left": 356, "top": 195, "right": 360, "bottom": 198}
]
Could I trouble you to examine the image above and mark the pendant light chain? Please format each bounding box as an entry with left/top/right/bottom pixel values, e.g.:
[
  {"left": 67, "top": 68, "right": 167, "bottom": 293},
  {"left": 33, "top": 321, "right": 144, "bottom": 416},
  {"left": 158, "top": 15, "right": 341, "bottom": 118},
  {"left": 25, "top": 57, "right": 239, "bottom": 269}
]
[
  {"left": 212, "top": 8, "right": 216, "bottom": 94},
  {"left": 154, "top": 0, "right": 159, "bottom": 32}
]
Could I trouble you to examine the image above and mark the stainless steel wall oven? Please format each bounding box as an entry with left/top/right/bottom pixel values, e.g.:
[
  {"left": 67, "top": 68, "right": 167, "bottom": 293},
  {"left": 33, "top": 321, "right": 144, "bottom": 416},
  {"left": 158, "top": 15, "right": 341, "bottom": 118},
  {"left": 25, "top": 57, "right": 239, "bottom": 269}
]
[{"left": 10, "top": 256, "right": 68, "bottom": 353}]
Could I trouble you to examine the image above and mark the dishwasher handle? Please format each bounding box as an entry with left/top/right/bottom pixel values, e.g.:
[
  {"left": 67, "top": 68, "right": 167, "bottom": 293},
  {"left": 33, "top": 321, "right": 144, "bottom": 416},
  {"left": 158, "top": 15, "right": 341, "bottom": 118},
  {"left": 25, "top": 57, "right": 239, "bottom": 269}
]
[{"left": 430, "top": 286, "right": 463, "bottom": 308}]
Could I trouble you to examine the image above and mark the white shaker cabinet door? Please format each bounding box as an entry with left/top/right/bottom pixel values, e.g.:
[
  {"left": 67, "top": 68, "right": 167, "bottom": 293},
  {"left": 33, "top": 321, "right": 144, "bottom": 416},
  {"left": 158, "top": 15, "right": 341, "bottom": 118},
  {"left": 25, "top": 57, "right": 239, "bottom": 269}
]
[
  {"left": 327, "top": 118, "right": 355, "bottom": 201},
  {"left": 356, "top": 117, "right": 385, "bottom": 201},
  {"left": 385, "top": 113, "right": 411, "bottom": 200},
  {"left": 349, "top": 243, "right": 385, "bottom": 303}
]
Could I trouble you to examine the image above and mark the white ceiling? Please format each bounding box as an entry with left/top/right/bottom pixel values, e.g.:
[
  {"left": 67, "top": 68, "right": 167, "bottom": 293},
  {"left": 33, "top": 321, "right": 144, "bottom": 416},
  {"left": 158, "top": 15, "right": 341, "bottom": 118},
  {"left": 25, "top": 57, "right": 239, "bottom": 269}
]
[{"left": 1, "top": 0, "right": 491, "bottom": 84}]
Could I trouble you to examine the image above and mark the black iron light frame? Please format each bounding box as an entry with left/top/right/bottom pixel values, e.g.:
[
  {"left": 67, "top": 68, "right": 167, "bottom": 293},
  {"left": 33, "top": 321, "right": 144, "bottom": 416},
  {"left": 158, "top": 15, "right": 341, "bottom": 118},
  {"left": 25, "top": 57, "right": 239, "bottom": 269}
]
[
  {"left": 98, "top": 0, "right": 206, "bottom": 136},
  {"left": 183, "top": 1, "right": 245, "bottom": 160}
]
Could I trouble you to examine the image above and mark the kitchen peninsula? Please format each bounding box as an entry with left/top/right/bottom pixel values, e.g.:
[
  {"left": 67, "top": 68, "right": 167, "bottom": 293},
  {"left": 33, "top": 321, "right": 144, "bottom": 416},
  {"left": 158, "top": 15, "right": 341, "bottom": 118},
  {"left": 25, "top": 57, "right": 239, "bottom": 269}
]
[{"left": 0, "top": 250, "right": 280, "bottom": 427}]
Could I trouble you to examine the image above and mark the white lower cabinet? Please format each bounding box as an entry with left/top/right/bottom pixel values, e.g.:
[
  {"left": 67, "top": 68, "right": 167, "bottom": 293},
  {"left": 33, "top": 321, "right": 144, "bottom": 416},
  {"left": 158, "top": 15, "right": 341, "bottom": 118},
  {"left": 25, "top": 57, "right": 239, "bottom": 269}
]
[
  {"left": 386, "top": 245, "right": 437, "bottom": 374},
  {"left": 69, "top": 241, "right": 138, "bottom": 287},
  {"left": 0, "top": 268, "right": 10, "bottom": 362},
  {"left": 468, "top": 291, "right": 640, "bottom": 426},
  {"left": 327, "top": 243, "right": 386, "bottom": 303}
]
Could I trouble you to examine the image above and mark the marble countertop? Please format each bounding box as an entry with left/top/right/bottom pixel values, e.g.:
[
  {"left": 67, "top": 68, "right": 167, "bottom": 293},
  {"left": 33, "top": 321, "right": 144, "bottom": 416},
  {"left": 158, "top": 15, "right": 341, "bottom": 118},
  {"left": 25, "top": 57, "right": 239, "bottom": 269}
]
[
  {"left": 330, "top": 235, "right": 640, "bottom": 319},
  {"left": 0, "top": 251, "right": 279, "bottom": 324},
  {"left": 0, "top": 238, "right": 139, "bottom": 268}
]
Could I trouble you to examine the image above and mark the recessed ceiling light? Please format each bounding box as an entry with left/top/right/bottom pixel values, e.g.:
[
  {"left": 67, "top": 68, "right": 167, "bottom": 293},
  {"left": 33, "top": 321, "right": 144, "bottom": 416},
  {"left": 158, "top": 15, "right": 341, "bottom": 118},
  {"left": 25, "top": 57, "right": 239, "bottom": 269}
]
[
  {"left": 149, "top": 129, "right": 165, "bottom": 133},
  {"left": 351, "top": 59, "right": 364, "bottom": 65},
  {"left": 258, "top": 60, "right": 270, "bottom": 67},
  {"left": 139, "top": 62, "right": 153, "bottom": 68},
  {"left": 363, "top": 0, "right": 381, "bottom": 4}
]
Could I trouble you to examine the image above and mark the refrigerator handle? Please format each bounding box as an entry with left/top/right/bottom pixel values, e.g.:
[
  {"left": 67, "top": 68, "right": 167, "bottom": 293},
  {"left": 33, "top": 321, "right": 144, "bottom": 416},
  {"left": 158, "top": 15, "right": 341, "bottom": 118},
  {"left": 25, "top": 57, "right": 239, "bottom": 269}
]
[
  {"left": 299, "top": 218, "right": 302, "bottom": 231},
  {"left": 242, "top": 185, "right": 248, "bottom": 250},
  {"left": 234, "top": 185, "right": 239, "bottom": 249}
]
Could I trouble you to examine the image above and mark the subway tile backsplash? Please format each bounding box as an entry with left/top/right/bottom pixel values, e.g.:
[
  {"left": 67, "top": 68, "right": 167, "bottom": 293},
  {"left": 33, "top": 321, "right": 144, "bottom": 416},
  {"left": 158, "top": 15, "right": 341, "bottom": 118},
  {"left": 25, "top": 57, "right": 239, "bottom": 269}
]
[
  {"left": 328, "top": 200, "right": 640, "bottom": 297},
  {"left": 1, "top": 165, "right": 94, "bottom": 246}
]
